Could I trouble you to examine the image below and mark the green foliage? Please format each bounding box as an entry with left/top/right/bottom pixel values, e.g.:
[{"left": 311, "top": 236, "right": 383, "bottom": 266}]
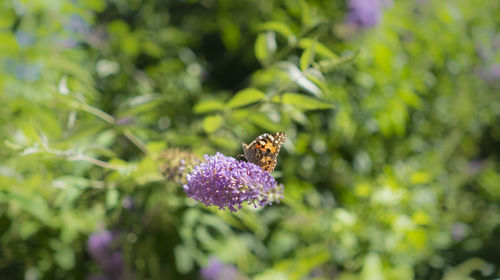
[{"left": 1, "top": 0, "right": 500, "bottom": 279}]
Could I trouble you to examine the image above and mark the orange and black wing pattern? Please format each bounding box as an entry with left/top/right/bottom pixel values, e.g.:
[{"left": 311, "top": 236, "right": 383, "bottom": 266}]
[{"left": 241, "top": 132, "right": 286, "bottom": 172}]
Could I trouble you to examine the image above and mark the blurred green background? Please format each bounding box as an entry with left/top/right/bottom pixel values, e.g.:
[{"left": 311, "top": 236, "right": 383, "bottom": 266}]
[{"left": 1, "top": 0, "right": 500, "bottom": 279}]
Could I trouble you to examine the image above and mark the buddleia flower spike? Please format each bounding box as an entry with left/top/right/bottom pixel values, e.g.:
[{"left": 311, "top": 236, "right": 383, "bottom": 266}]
[{"left": 183, "top": 152, "right": 284, "bottom": 212}]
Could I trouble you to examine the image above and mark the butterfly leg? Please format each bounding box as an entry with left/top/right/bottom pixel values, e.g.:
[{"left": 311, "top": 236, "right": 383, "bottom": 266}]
[{"left": 236, "top": 154, "right": 247, "bottom": 162}]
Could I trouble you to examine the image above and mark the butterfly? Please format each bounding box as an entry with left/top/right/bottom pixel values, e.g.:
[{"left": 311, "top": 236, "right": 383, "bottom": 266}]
[{"left": 238, "top": 132, "right": 286, "bottom": 172}]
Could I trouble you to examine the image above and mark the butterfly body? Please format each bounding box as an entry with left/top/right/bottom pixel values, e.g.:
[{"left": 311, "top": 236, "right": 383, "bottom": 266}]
[{"left": 241, "top": 132, "right": 286, "bottom": 172}]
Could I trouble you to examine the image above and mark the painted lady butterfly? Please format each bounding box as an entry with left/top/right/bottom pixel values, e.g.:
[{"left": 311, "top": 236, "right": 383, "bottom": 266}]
[{"left": 239, "top": 132, "right": 286, "bottom": 172}]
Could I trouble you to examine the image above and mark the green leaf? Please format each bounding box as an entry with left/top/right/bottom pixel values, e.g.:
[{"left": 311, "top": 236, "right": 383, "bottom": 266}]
[
  {"left": 230, "top": 108, "right": 251, "bottom": 122},
  {"left": 304, "top": 73, "right": 328, "bottom": 95},
  {"left": 250, "top": 114, "right": 285, "bottom": 132},
  {"left": 82, "top": 0, "right": 106, "bottom": 12},
  {"left": 313, "top": 50, "right": 358, "bottom": 73},
  {"left": 106, "top": 188, "right": 119, "bottom": 209},
  {"left": 258, "top": 21, "right": 296, "bottom": 43},
  {"left": 210, "top": 135, "right": 240, "bottom": 150},
  {"left": 299, "top": 38, "right": 338, "bottom": 59},
  {"left": 300, "top": 39, "right": 316, "bottom": 72},
  {"left": 226, "top": 88, "right": 266, "bottom": 108},
  {"left": 122, "top": 33, "right": 140, "bottom": 57},
  {"left": 107, "top": 20, "right": 130, "bottom": 37},
  {"left": 276, "top": 62, "right": 322, "bottom": 97},
  {"left": 361, "top": 253, "right": 384, "bottom": 280},
  {"left": 220, "top": 20, "right": 241, "bottom": 51},
  {"left": 54, "top": 245, "right": 75, "bottom": 270},
  {"left": 0, "top": 216, "right": 12, "bottom": 237},
  {"left": 193, "top": 99, "right": 225, "bottom": 114},
  {"left": 299, "top": 0, "right": 312, "bottom": 27},
  {"left": 398, "top": 86, "right": 422, "bottom": 109},
  {"left": 117, "top": 94, "right": 164, "bottom": 117},
  {"left": 203, "top": 114, "right": 223, "bottom": 133},
  {"left": 174, "top": 245, "right": 194, "bottom": 274},
  {"left": 0, "top": 192, "right": 51, "bottom": 224},
  {"left": 0, "top": 32, "right": 18, "bottom": 55},
  {"left": 273, "top": 93, "right": 333, "bottom": 111},
  {"left": 255, "top": 33, "right": 270, "bottom": 65}
]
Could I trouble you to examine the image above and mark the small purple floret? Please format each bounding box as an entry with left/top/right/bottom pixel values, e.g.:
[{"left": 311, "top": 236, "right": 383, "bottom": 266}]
[
  {"left": 201, "top": 257, "right": 242, "bottom": 280},
  {"left": 87, "top": 231, "right": 124, "bottom": 280},
  {"left": 183, "top": 153, "right": 284, "bottom": 212},
  {"left": 345, "top": 0, "right": 385, "bottom": 28}
]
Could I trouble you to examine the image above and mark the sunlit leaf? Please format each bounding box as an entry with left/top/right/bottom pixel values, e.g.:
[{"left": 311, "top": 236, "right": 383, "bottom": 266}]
[
  {"left": 276, "top": 62, "right": 322, "bottom": 97},
  {"left": 361, "top": 253, "right": 384, "bottom": 280},
  {"left": 255, "top": 33, "right": 277, "bottom": 65},
  {"left": 255, "top": 33, "right": 268, "bottom": 64},
  {"left": 106, "top": 188, "right": 119, "bottom": 208},
  {"left": 209, "top": 135, "right": 240, "bottom": 150},
  {"left": 81, "top": 0, "right": 106, "bottom": 12},
  {"left": 410, "top": 171, "right": 432, "bottom": 184},
  {"left": 202, "top": 114, "right": 223, "bottom": 133},
  {"left": 300, "top": 39, "right": 316, "bottom": 72},
  {"left": 258, "top": 21, "right": 296, "bottom": 43},
  {"left": 299, "top": 0, "right": 312, "bottom": 27},
  {"left": 0, "top": 31, "right": 18, "bottom": 55},
  {"left": 174, "top": 245, "right": 194, "bottom": 274},
  {"left": 313, "top": 51, "right": 358, "bottom": 73},
  {"left": 250, "top": 113, "right": 285, "bottom": 132},
  {"left": 299, "top": 38, "right": 338, "bottom": 59},
  {"left": 117, "top": 94, "right": 164, "bottom": 117},
  {"left": 193, "top": 99, "right": 225, "bottom": 114},
  {"left": 272, "top": 93, "right": 333, "bottom": 111},
  {"left": 226, "top": 88, "right": 266, "bottom": 108},
  {"left": 54, "top": 245, "right": 75, "bottom": 270},
  {"left": 406, "top": 229, "right": 428, "bottom": 250}
]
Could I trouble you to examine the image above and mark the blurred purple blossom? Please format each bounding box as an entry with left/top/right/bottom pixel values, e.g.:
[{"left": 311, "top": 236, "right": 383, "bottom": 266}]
[
  {"left": 10, "top": 62, "right": 41, "bottom": 82},
  {"left": 345, "top": 0, "right": 388, "bottom": 28},
  {"left": 451, "top": 222, "right": 468, "bottom": 242},
  {"left": 183, "top": 152, "right": 284, "bottom": 212},
  {"left": 467, "top": 160, "right": 483, "bottom": 174},
  {"left": 67, "top": 14, "right": 90, "bottom": 35},
  {"left": 87, "top": 231, "right": 126, "bottom": 280},
  {"left": 15, "top": 31, "right": 34, "bottom": 48},
  {"left": 58, "top": 38, "right": 80, "bottom": 49},
  {"left": 116, "top": 117, "right": 134, "bottom": 126},
  {"left": 478, "top": 63, "right": 500, "bottom": 81},
  {"left": 87, "top": 26, "right": 108, "bottom": 48},
  {"left": 201, "top": 258, "right": 246, "bottom": 280},
  {"left": 122, "top": 196, "right": 134, "bottom": 211}
]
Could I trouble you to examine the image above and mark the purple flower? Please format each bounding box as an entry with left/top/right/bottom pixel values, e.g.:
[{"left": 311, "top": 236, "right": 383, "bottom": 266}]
[
  {"left": 12, "top": 63, "right": 41, "bottom": 82},
  {"left": 201, "top": 258, "right": 246, "bottom": 280},
  {"left": 122, "top": 196, "right": 134, "bottom": 211},
  {"left": 478, "top": 63, "right": 500, "bottom": 81},
  {"left": 183, "top": 153, "right": 284, "bottom": 212},
  {"left": 67, "top": 14, "right": 90, "bottom": 35},
  {"left": 15, "top": 31, "right": 34, "bottom": 48},
  {"left": 59, "top": 38, "right": 80, "bottom": 49},
  {"left": 451, "top": 222, "right": 468, "bottom": 242},
  {"left": 87, "top": 231, "right": 125, "bottom": 280},
  {"left": 345, "top": 0, "right": 386, "bottom": 28}
]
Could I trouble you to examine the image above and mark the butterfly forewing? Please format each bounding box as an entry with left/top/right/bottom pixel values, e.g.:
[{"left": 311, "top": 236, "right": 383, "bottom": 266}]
[{"left": 242, "top": 132, "right": 286, "bottom": 172}]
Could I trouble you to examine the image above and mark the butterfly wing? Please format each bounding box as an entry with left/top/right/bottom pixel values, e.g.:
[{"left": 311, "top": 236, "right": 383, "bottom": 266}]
[{"left": 242, "top": 132, "right": 286, "bottom": 172}]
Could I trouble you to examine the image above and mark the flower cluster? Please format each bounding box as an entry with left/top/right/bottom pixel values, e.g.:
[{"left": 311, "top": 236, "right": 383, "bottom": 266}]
[
  {"left": 201, "top": 257, "right": 247, "bottom": 280},
  {"left": 345, "top": 0, "right": 386, "bottom": 28},
  {"left": 158, "top": 148, "right": 202, "bottom": 184},
  {"left": 183, "top": 153, "right": 284, "bottom": 212},
  {"left": 87, "top": 231, "right": 126, "bottom": 280}
]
